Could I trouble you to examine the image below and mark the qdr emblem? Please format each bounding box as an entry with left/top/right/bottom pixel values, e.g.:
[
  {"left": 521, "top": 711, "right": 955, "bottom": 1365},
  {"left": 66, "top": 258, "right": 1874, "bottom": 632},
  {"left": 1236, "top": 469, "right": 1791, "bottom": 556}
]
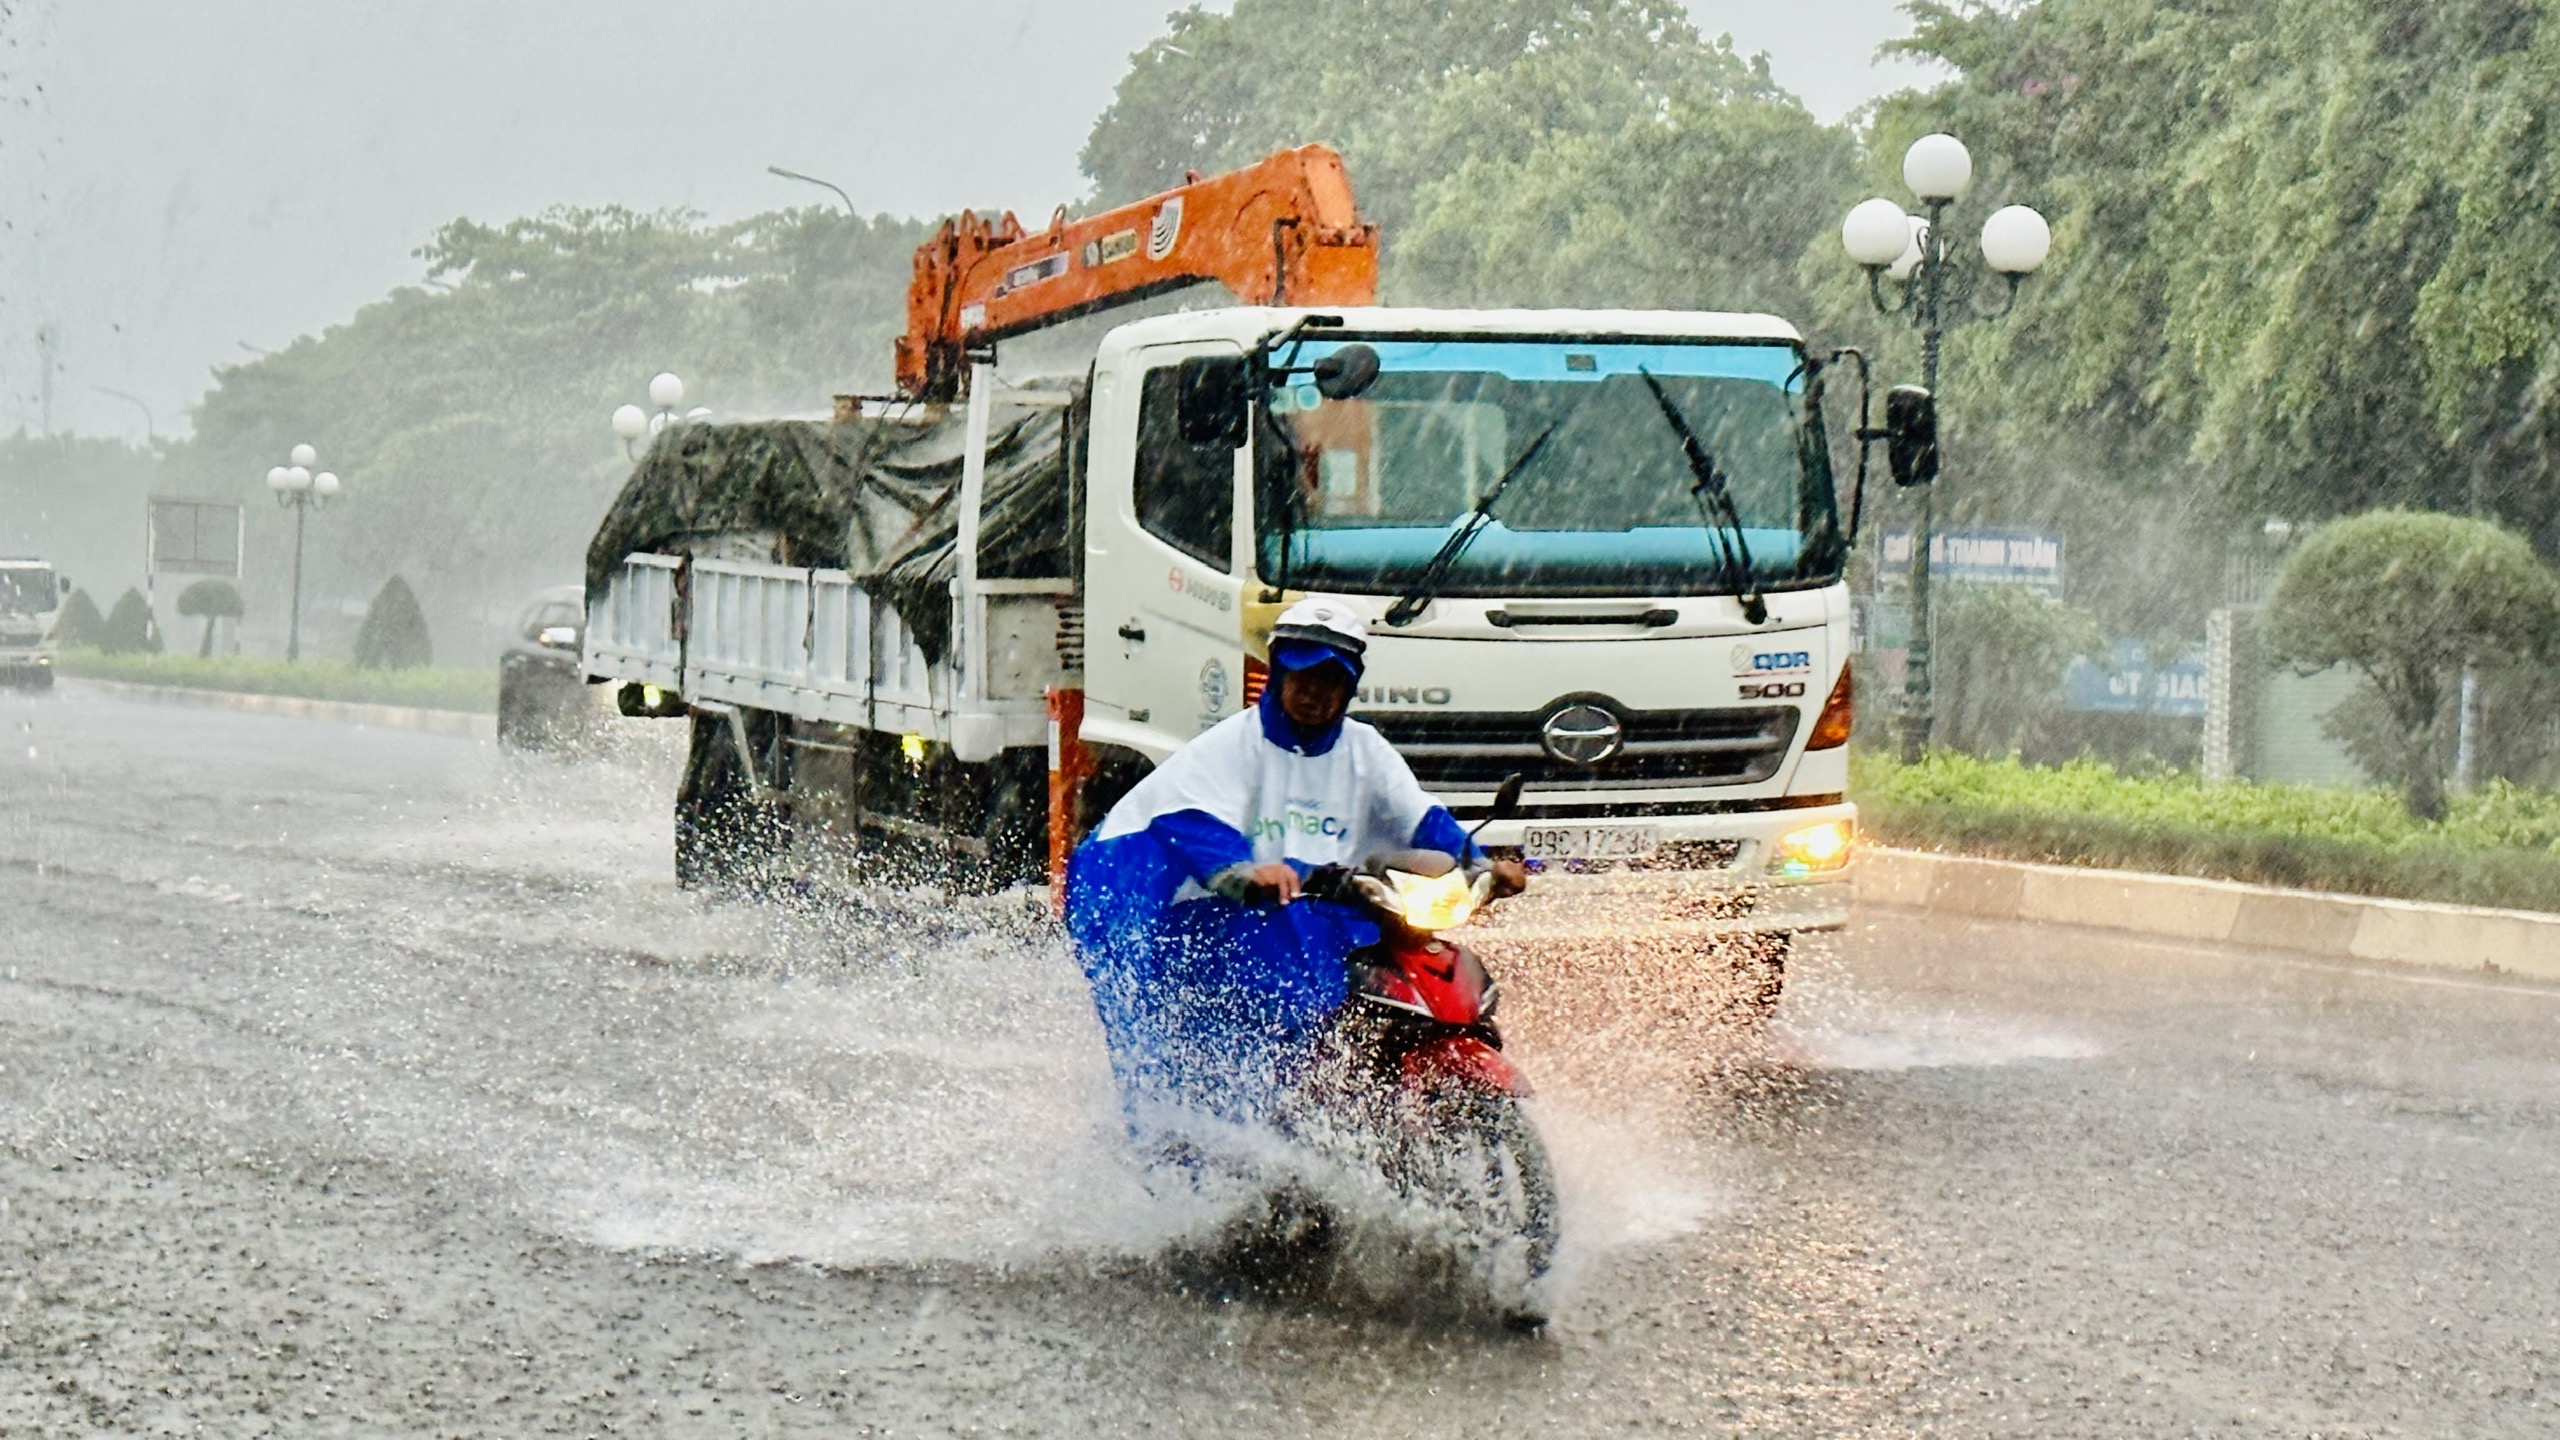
[{"left": 1732, "top": 643, "right": 1812, "bottom": 675}]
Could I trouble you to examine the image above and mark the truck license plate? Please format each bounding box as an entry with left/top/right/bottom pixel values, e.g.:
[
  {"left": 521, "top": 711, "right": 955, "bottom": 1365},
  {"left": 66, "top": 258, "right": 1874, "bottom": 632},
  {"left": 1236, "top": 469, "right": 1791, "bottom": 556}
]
[{"left": 1521, "top": 824, "right": 1660, "bottom": 861}]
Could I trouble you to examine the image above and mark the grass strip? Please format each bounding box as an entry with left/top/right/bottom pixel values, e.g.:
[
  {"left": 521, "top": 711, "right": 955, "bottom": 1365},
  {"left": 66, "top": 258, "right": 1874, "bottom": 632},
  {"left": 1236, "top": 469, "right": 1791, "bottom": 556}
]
[
  {"left": 1856, "top": 751, "right": 2560, "bottom": 915},
  {"left": 59, "top": 649, "right": 496, "bottom": 714}
]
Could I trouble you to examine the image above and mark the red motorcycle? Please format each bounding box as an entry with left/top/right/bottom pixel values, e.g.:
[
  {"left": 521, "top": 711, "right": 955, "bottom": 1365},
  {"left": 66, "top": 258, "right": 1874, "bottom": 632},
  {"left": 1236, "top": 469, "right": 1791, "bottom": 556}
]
[{"left": 1268, "top": 779, "right": 1560, "bottom": 1330}]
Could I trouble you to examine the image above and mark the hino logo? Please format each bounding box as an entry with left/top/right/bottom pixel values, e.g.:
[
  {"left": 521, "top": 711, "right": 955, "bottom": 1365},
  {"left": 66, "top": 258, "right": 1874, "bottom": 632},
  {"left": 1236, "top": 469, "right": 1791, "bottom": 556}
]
[{"left": 1540, "top": 702, "right": 1624, "bottom": 766}]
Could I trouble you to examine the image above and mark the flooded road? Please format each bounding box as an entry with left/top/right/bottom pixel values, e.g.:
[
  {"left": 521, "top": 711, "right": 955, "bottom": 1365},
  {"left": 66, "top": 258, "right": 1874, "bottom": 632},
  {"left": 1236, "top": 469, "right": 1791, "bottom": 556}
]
[{"left": 6, "top": 687, "right": 2558, "bottom": 1437}]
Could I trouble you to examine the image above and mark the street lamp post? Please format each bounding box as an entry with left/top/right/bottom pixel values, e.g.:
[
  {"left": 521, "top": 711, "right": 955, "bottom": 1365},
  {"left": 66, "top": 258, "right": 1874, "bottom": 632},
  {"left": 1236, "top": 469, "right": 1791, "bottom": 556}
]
[
  {"left": 263, "top": 442, "right": 341, "bottom": 662},
  {"left": 610, "top": 372, "right": 698, "bottom": 458},
  {"left": 765, "top": 165, "right": 855, "bottom": 215},
  {"left": 1841, "top": 134, "right": 2051, "bottom": 761}
]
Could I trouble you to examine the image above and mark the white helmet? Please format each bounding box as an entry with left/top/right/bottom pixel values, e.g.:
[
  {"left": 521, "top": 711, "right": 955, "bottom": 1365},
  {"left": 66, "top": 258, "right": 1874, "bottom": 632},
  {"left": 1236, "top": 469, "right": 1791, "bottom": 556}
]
[{"left": 1268, "top": 596, "right": 1367, "bottom": 676}]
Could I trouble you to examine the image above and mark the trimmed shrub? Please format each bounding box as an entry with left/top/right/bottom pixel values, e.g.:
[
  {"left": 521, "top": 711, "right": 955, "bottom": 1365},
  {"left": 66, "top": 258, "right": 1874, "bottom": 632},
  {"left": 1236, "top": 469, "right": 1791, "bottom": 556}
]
[
  {"left": 175, "top": 578, "right": 244, "bottom": 658},
  {"left": 100, "top": 588, "right": 162, "bottom": 655},
  {"left": 353, "top": 575, "right": 432, "bottom": 670},
  {"left": 54, "top": 588, "right": 105, "bottom": 647},
  {"left": 2265, "top": 511, "right": 2560, "bottom": 819}
]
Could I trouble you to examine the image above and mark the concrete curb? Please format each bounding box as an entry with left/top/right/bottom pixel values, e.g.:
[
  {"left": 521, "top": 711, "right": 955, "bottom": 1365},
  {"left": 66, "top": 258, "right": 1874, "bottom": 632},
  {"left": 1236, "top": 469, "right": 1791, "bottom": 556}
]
[
  {"left": 64, "top": 677, "right": 495, "bottom": 741},
  {"left": 1859, "top": 847, "right": 2560, "bottom": 981}
]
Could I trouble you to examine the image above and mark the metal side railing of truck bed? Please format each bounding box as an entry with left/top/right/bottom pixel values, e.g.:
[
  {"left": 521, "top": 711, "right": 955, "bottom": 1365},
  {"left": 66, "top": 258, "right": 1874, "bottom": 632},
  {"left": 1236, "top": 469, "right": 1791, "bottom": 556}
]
[
  {"left": 583, "top": 371, "right": 1077, "bottom": 763},
  {"left": 586, "top": 553, "right": 1071, "bottom": 764}
]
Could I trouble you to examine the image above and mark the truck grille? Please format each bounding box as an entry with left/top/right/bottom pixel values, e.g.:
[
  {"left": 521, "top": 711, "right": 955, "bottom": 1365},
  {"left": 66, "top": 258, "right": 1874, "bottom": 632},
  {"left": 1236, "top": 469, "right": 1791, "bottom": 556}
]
[{"left": 1362, "top": 704, "right": 1798, "bottom": 790}]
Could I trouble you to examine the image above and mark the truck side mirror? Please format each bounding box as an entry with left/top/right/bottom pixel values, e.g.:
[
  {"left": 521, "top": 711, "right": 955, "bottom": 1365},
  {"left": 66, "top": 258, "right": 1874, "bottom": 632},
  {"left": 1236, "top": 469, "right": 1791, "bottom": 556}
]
[
  {"left": 1312, "top": 343, "right": 1381, "bottom": 401},
  {"left": 1176, "top": 354, "right": 1250, "bottom": 448},
  {"left": 1886, "top": 385, "right": 1938, "bottom": 487},
  {"left": 57, "top": 575, "right": 73, "bottom": 597}
]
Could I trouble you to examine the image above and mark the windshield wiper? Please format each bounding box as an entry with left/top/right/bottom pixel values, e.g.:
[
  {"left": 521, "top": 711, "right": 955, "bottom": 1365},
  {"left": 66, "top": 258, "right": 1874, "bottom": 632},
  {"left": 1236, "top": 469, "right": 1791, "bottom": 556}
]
[
  {"left": 1382, "top": 423, "right": 1558, "bottom": 628},
  {"left": 1637, "top": 368, "right": 1767, "bottom": 625}
]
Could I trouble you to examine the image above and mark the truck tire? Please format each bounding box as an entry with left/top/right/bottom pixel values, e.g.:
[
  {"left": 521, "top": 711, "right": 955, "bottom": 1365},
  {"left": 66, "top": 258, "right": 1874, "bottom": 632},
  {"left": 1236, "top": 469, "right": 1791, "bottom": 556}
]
[
  {"left": 961, "top": 750, "right": 1048, "bottom": 893},
  {"left": 495, "top": 671, "right": 537, "bottom": 750},
  {"left": 674, "top": 709, "right": 791, "bottom": 890}
]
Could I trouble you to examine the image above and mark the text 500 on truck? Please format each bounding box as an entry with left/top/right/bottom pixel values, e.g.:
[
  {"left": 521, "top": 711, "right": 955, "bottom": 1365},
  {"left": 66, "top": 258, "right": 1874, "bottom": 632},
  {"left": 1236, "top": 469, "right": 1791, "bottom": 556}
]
[{"left": 581, "top": 146, "right": 1914, "bottom": 1014}]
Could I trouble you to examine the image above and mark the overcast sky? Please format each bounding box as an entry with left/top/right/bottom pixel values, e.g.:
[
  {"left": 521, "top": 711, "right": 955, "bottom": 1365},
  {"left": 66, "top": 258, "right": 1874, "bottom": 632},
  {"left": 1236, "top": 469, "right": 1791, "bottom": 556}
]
[{"left": 0, "top": 0, "right": 1937, "bottom": 444}]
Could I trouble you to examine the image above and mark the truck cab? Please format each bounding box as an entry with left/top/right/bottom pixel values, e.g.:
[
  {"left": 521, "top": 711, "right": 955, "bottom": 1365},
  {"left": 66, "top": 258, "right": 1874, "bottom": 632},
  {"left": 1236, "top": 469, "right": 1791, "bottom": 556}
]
[
  {"left": 1075, "top": 307, "right": 1857, "bottom": 939},
  {"left": 0, "top": 559, "right": 68, "bottom": 689}
]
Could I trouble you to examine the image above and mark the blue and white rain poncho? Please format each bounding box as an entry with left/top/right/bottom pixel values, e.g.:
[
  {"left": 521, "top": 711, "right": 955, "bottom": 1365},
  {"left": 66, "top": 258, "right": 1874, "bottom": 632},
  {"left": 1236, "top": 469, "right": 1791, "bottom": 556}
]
[{"left": 1065, "top": 643, "right": 1482, "bottom": 1123}]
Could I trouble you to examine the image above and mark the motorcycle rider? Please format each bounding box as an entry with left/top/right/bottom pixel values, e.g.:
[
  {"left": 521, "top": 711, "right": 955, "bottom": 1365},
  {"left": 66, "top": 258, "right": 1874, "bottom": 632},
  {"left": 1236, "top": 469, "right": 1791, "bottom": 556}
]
[{"left": 1065, "top": 597, "right": 1529, "bottom": 1124}]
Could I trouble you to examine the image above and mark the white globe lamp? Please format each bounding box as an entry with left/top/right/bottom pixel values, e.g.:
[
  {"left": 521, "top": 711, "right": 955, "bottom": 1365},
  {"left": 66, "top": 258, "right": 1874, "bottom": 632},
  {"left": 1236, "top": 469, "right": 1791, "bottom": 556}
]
[
  {"left": 313, "top": 471, "right": 341, "bottom": 499},
  {"left": 1888, "top": 216, "right": 1930, "bottom": 281},
  {"left": 611, "top": 404, "right": 649, "bottom": 441},
  {"left": 266, "top": 465, "right": 291, "bottom": 493},
  {"left": 648, "top": 372, "right": 685, "bottom": 409},
  {"left": 1841, "top": 198, "right": 1913, "bottom": 268},
  {"left": 289, "top": 442, "right": 317, "bottom": 468},
  {"left": 1903, "top": 133, "right": 1973, "bottom": 202},
  {"left": 1980, "top": 204, "right": 2053, "bottom": 275},
  {"left": 283, "top": 465, "right": 313, "bottom": 493}
]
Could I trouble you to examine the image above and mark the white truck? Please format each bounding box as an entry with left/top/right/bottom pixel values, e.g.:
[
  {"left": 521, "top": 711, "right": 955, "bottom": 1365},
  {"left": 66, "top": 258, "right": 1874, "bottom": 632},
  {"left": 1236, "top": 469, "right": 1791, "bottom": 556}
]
[
  {"left": 0, "top": 558, "right": 68, "bottom": 689},
  {"left": 581, "top": 148, "right": 1917, "bottom": 995}
]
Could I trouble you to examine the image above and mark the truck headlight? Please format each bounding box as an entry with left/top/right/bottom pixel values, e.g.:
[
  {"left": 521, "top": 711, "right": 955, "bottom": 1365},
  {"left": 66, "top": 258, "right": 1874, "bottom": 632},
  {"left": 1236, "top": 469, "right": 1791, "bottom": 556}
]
[{"left": 1771, "top": 819, "right": 1853, "bottom": 877}]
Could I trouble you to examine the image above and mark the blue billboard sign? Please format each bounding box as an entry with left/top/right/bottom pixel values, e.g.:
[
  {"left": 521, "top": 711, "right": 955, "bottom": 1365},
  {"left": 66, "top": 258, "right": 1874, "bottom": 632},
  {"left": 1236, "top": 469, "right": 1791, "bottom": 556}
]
[
  {"left": 1878, "top": 528, "right": 2065, "bottom": 598},
  {"left": 2064, "top": 640, "right": 2207, "bottom": 717}
]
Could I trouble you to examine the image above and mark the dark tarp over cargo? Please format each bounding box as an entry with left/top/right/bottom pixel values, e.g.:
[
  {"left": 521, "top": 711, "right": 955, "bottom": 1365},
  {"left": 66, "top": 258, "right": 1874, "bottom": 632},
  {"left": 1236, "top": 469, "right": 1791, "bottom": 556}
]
[{"left": 584, "top": 393, "right": 1080, "bottom": 663}]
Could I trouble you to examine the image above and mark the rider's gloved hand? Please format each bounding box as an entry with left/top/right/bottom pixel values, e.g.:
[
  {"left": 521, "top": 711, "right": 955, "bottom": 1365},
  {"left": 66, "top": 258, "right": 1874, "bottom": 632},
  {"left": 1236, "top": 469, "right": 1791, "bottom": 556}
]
[
  {"left": 1475, "top": 856, "right": 1530, "bottom": 899},
  {"left": 1209, "top": 861, "right": 1303, "bottom": 906}
]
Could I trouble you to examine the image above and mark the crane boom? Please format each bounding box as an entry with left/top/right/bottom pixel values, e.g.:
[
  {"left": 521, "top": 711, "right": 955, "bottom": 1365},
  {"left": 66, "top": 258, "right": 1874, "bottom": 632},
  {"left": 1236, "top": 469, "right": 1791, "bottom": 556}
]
[{"left": 896, "top": 144, "right": 1379, "bottom": 400}]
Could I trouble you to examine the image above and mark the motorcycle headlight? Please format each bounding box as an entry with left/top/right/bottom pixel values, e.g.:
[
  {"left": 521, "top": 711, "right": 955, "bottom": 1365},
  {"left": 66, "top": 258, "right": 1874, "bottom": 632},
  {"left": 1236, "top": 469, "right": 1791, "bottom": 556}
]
[
  {"left": 1771, "top": 819, "right": 1854, "bottom": 877},
  {"left": 1387, "top": 868, "right": 1484, "bottom": 932}
]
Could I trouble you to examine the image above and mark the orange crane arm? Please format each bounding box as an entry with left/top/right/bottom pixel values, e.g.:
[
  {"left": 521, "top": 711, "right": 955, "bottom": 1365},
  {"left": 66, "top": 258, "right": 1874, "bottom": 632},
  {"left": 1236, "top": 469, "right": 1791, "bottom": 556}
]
[{"left": 896, "top": 144, "right": 1379, "bottom": 400}]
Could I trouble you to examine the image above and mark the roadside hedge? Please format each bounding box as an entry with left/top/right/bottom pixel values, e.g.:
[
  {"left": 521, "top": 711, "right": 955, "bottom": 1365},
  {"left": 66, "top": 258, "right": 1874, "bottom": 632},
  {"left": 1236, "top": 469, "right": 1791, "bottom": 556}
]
[
  {"left": 1856, "top": 751, "right": 2560, "bottom": 914},
  {"left": 57, "top": 649, "right": 496, "bottom": 714}
]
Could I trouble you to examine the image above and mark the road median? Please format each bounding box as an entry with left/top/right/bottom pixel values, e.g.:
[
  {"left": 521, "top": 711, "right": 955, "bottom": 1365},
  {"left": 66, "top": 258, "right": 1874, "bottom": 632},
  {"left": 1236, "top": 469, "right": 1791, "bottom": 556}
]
[
  {"left": 64, "top": 677, "right": 495, "bottom": 741},
  {"left": 1859, "top": 846, "right": 2560, "bottom": 981}
]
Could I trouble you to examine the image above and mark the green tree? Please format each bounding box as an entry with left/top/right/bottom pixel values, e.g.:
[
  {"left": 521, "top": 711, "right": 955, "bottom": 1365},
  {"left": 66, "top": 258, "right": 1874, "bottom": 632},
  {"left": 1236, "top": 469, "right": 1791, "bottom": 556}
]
[
  {"left": 353, "top": 575, "right": 433, "bottom": 670},
  {"left": 175, "top": 578, "right": 244, "bottom": 658},
  {"left": 1932, "top": 582, "right": 2104, "bottom": 758},
  {"left": 100, "top": 588, "right": 161, "bottom": 656},
  {"left": 2264, "top": 511, "right": 2560, "bottom": 818},
  {"left": 1862, "top": 0, "right": 2560, "bottom": 569},
  {"left": 1082, "top": 0, "right": 1847, "bottom": 314},
  {"left": 165, "top": 204, "right": 927, "bottom": 664}
]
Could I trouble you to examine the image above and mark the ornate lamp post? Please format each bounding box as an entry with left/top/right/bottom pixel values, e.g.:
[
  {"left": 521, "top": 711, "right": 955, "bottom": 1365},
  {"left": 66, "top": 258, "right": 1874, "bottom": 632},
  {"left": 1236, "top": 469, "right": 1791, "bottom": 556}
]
[
  {"left": 262, "top": 442, "right": 341, "bottom": 662},
  {"left": 1841, "top": 134, "right": 2051, "bottom": 760},
  {"left": 610, "top": 372, "right": 698, "bottom": 458}
]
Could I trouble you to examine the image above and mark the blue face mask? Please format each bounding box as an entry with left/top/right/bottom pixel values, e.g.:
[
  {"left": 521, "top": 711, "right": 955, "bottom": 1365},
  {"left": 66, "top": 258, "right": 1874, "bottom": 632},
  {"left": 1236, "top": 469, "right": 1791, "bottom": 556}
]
[{"left": 1259, "top": 644, "right": 1361, "bottom": 756}]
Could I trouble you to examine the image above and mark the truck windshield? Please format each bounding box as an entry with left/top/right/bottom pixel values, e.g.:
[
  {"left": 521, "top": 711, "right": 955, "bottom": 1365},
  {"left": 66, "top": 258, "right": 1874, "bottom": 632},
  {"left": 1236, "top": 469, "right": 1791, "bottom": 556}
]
[
  {"left": 1257, "top": 337, "right": 1841, "bottom": 598},
  {"left": 0, "top": 568, "right": 55, "bottom": 615}
]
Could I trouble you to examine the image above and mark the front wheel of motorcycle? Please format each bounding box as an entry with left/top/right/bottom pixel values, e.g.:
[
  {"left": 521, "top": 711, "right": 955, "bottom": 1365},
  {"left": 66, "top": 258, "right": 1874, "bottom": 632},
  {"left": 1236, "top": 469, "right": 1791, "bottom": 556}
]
[{"left": 1406, "top": 1089, "right": 1561, "bottom": 1332}]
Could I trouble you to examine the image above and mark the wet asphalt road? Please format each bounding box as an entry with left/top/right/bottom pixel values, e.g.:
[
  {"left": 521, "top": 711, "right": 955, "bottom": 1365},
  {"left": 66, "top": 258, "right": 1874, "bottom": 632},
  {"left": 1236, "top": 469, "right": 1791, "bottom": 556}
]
[{"left": 4, "top": 685, "right": 2558, "bottom": 1438}]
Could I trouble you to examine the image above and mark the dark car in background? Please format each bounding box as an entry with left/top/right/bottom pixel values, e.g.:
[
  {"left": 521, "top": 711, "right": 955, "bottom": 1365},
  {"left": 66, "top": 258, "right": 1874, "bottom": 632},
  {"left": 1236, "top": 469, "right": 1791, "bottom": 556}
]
[{"left": 496, "top": 585, "right": 594, "bottom": 750}]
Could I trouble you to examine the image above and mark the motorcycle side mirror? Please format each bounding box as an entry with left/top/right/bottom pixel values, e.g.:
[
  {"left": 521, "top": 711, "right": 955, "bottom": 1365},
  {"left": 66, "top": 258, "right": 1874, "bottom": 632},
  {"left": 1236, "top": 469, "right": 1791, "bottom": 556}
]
[
  {"left": 1176, "top": 354, "right": 1251, "bottom": 448},
  {"left": 57, "top": 575, "right": 73, "bottom": 597},
  {"left": 1468, "top": 772, "right": 1528, "bottom": 842},
  {"left": 1885, "top": 384, "right": 1938, "bottom": 487},
  {"left": 1312, "top": 343, "right": 1381, "bottom": 401}
]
